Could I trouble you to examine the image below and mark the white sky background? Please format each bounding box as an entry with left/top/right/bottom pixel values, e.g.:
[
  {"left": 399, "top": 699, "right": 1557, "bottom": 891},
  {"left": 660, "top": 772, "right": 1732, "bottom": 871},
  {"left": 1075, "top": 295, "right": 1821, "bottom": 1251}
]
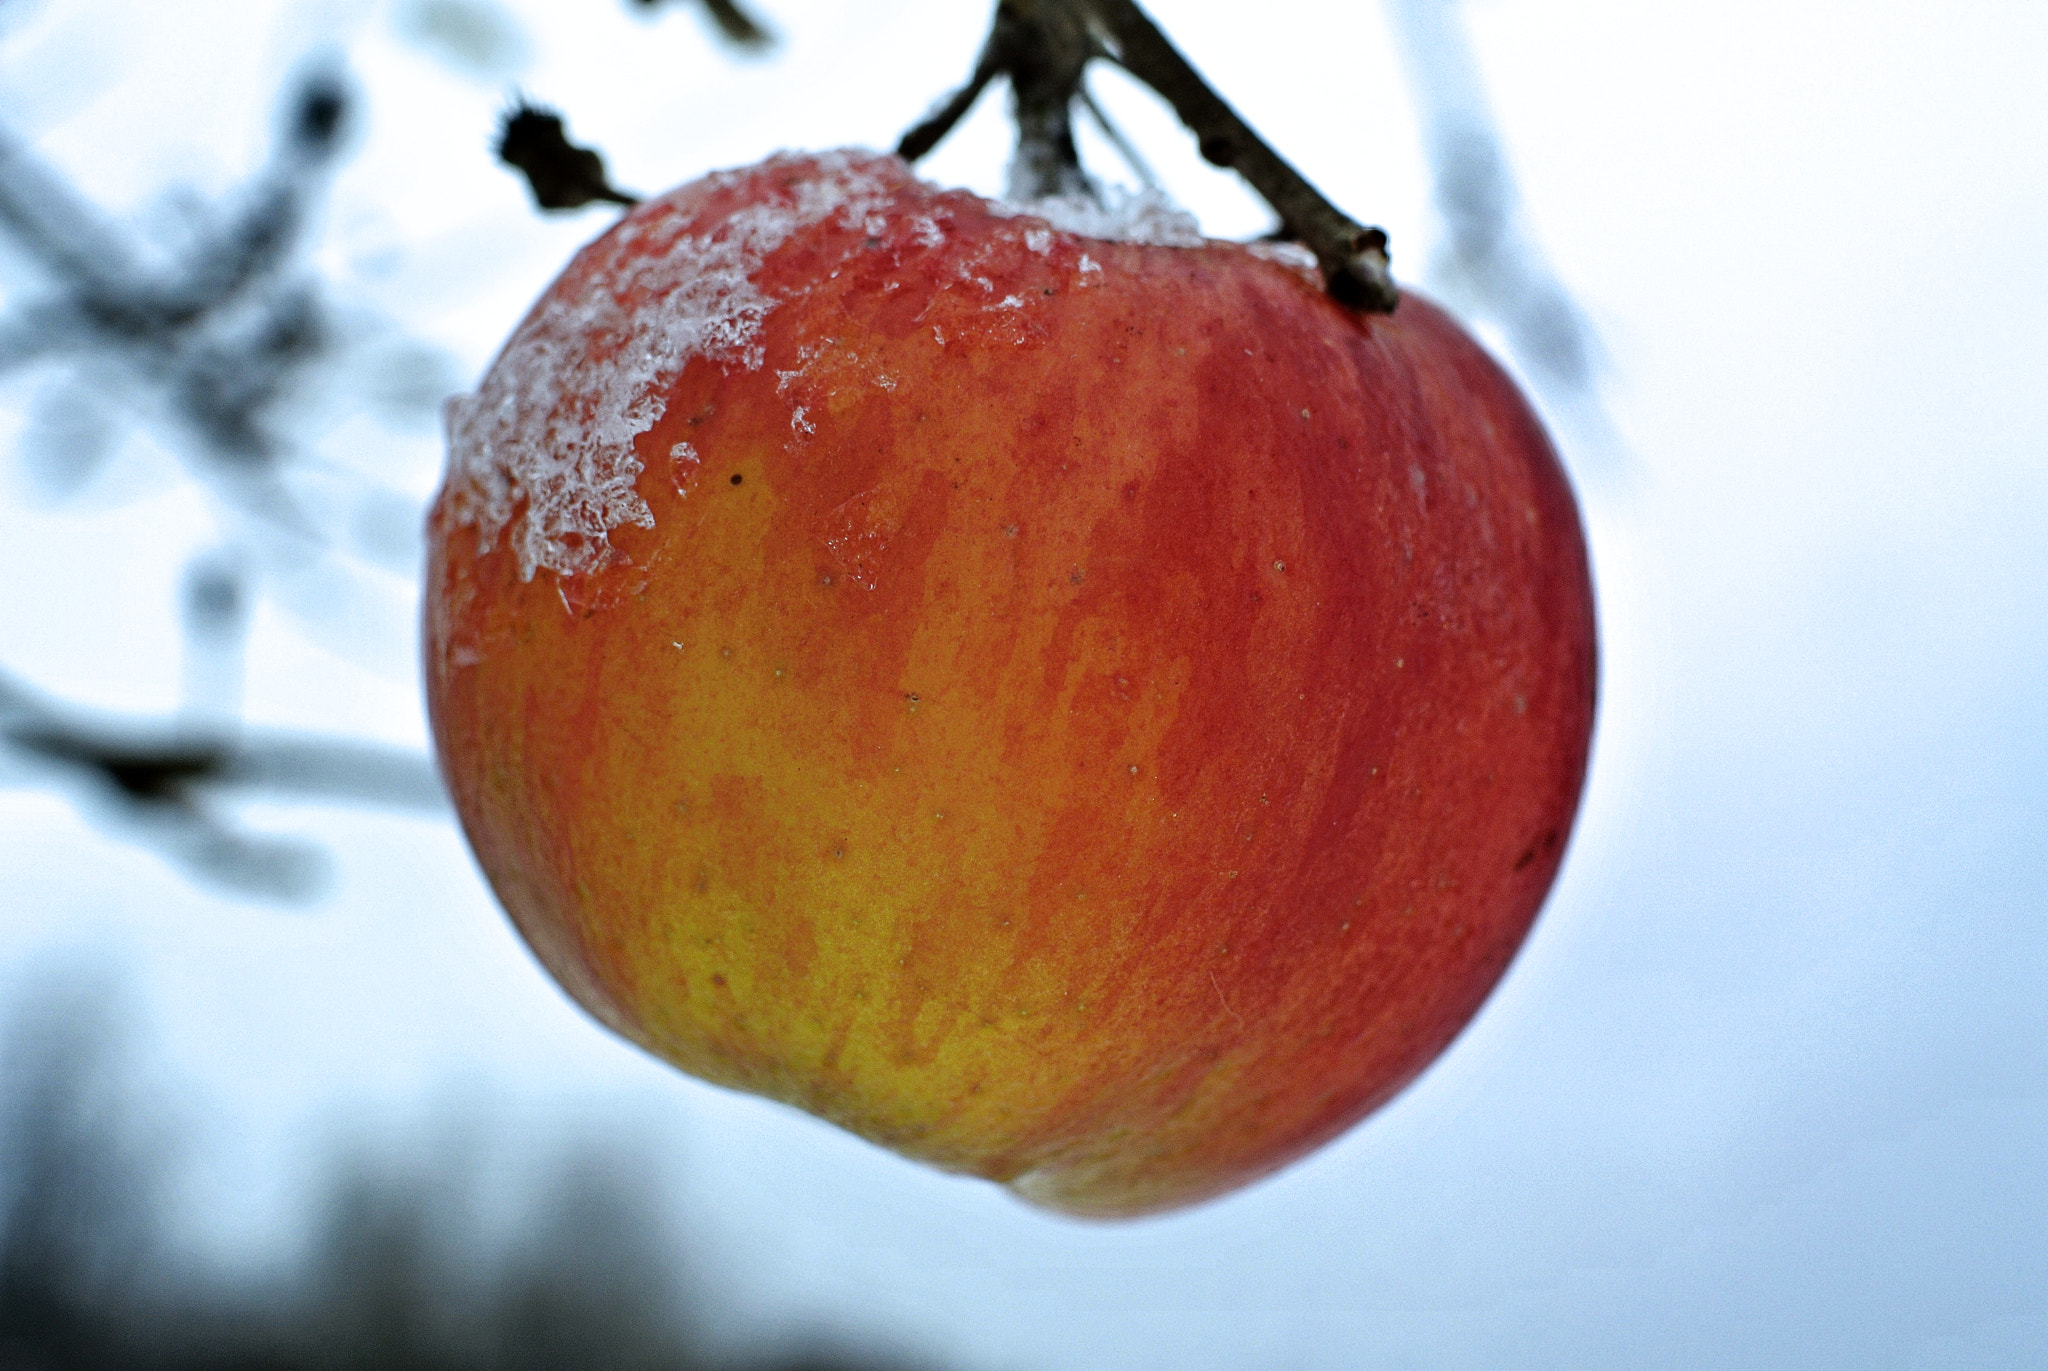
[{"left": 1, "top": 0, "right": 2044, "bottom": 1366}]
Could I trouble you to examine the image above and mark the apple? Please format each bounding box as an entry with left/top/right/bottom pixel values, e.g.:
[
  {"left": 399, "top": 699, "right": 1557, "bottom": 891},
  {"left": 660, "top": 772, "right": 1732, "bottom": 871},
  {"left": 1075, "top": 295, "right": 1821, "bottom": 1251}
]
[{"left": 425, "top": 150, "right": 1596, "bottom": 1218}]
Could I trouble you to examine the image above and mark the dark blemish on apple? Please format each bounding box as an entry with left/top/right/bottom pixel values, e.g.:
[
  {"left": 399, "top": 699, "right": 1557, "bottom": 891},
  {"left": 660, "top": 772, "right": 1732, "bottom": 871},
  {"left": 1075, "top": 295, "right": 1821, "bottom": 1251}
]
[
  {"left": 1514, "top": 845, "right": 1536, "bottom": 871},
  {"left": 820, "top": 573, "right": 835, "bottom": 586},
  {"left": 689, "top": 403, "right": 715, "bottom": 426},
  {"left": 711, "top": 973, "right": 728, "bottom": 988},
  {"left": 730, "top": 472, "right": 743, "bottom": 485}
]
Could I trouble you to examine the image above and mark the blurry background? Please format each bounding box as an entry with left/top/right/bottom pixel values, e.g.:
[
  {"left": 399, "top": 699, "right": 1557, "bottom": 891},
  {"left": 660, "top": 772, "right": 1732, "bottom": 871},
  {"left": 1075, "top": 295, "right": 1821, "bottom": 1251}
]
[{"left": 0, "top": 0, "right": 2043, "bottom": 1366}]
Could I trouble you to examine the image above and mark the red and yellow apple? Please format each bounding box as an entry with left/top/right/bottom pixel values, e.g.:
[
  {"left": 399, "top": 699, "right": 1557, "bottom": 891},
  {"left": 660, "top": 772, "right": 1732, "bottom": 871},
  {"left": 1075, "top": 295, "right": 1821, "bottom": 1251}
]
[{"left": 425, "top": 150, "right": 1596, "bottom": 1217}]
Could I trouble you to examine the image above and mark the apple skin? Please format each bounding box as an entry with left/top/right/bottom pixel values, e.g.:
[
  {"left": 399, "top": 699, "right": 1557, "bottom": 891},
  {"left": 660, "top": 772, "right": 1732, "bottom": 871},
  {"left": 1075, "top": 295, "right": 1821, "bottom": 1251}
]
[{"left": 425, "top": 150, "right": 1596, "bottom": 1218}]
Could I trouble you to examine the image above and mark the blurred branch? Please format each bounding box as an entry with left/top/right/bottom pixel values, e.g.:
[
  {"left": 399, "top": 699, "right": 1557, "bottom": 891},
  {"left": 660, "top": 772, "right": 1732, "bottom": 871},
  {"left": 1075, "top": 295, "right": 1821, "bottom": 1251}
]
[
  {"left": 0, "top": 60, "right": 466, "bottom": 902},
  {"left": 631, "top": 0, "right": 777, "bottom": 50},
  {"left": 0, "top": 667, "right": 443, "bottom": 902},
  {"left": 0, "top": 65, "right": 357, "bottom": 515},
  {"left": 1381, "top": 0, "right": 1615, "bottom": 454}
]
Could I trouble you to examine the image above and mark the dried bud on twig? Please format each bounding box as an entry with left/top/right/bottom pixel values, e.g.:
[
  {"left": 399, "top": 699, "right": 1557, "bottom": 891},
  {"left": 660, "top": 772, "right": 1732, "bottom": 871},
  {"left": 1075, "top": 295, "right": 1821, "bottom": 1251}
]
[{"left": 495, "top": 103, "right": 639, "bottom": 211}]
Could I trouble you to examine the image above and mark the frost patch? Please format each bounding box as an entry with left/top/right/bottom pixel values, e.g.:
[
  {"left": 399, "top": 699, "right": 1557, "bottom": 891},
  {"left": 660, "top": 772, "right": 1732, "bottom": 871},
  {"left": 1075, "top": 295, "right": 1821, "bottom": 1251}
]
[
  {"left": 822, "top": 482, "right": 909, "bottom": 591},
  {"left": 443, "top": 151, "right": 896, "bottom": 582},
  {"left": 668, "top": 440, "right": 700, "bottom": 498},
  {"left": 997, "top": 185, "right": 1204, "bottom": 248},
  {"left": 1246, "top": 238, "right": 1321, "bottom": 282}
]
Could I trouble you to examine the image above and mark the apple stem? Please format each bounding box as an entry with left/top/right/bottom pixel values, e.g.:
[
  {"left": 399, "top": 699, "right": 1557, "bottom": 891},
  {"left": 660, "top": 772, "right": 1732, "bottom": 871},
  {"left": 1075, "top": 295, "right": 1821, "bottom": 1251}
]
[
  {"left": 899, "top": 0, "right": 1094, "bottom": 202},
  {"left": 897, "top": 0, "right": 1398, "bottom": 313}
]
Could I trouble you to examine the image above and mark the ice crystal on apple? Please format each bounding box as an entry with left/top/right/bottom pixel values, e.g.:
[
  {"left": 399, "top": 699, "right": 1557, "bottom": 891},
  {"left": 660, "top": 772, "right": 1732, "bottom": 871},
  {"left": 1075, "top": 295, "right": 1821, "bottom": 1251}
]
[
  {"left": 999, "top": 184, "right": 1202, "bottom": 248},
  {"left": 444, "top": 152, "right": 898, "bottom": 581}
]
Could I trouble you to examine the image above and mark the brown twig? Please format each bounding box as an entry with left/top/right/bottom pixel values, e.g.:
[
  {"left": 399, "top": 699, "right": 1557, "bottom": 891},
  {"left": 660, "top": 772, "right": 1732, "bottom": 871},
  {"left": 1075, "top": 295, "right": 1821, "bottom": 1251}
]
[{"left": 1083, "top": 0, "right": 1397, "bottom": 311}]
